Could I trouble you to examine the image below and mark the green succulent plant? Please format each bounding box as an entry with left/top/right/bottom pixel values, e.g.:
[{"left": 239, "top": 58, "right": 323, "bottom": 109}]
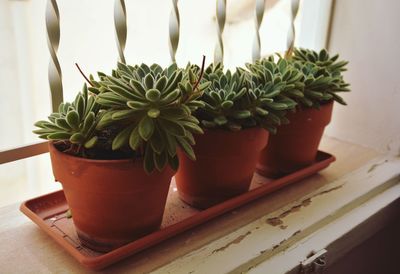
[
  {"left": 291, "top": 61, "right": 348, "bottom": 107},
  {"left": 189, "top": 63, "right": 295, "bottom": 134},
  {"left": 292, "top": 48, "right": 350, "bottom": 107},
  {"left": 90, "top": 62, "right": 207, "bottom": 173},
  {"left": 247, "top": 56, "right": 304, "bottom": 105},
  {"left": 248, "top": 50, "right": 350, "bottom": 109},
  {"left": 33, "top": 62, "right": 207, "bottom": 173},
  {"left": 33, "top": 84, "right": 100, "bottom": 154},
  {"left": 293, "top": 48, "right": 348, "bottom": 74}
]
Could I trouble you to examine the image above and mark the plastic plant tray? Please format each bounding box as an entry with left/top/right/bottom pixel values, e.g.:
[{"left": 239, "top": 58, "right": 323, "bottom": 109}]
[{"left": 20, "top": 151, "right": 335, "bottom": 270}]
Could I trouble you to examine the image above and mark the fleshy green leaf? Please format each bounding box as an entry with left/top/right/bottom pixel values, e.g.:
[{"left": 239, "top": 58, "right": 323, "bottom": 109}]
[
  {"left": 138, "top": 116, "right": 154, "bottom": 141},
  {"left": 84, "top": 136, "right": 98, "bottom": 149},
  {"left": 221, "top": 100, "right": 234, "bottom": 109},
  {"left": 233, "top": 110, "right": 251, "bottom": 119},
  {"left": 55, "top": 118, "right": 71, "bottom": 130},
  {"left": 147, "top": 108, "right": 160, "bottom": 118},
  {"left": 48, "top": 132, "right": 72, "bottom": 140},
  {"left": 70, "top": 133, "right": 85, "bottom": 144},
  {"left": 154, "top": 151, "right": 168, "bottom": 171},
  {"left": 66, "top": 111, "right": 80, "bottom": 129},
  {"left": 145, "top": 89, "right": 161, "bottom": 102},
  {"left": 213, "top": 116, "right": 228, "bottom": 125},
  {"left": 112, "top": 109, "right": 136, "bottom": 120},
  {"left": 177, "top": 136, "right": 196, "bottom": 161},
  {"left": 112, "top": 125, "right": 134, "bottom": 150},
  {"left": 144, "top": 74, "right": 154, "bottom": 89},
  {"left": 129, "top": 127, "right": 141, "bottom": 150}
]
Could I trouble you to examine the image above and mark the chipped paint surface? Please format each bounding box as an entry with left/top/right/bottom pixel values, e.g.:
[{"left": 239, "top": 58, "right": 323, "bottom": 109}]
[
  {"left": 266, "top": 185, "right": 344, "bottom": 229},
  {"left": 212, "top": 231, "right": 251, "bottom": 253},
  {"left": 315, "top": 185, "right": 343, "bottom": 196},
  {"left": 262, "top": 230, "right": 302, "bottom": 255},
  {"left": 266, "top": 217, "right": 283, "bottom": 226},
  {"left": 368, "top": 160, "right": 389, "bottom": 173},
  {"left": 153, "top": 154, "right": 399, "bottom": 274}
]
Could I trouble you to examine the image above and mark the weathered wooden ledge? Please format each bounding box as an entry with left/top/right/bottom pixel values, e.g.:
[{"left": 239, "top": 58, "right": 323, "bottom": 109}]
[{"left": 1, "top": 137, "right": 398, "bottom": 273}]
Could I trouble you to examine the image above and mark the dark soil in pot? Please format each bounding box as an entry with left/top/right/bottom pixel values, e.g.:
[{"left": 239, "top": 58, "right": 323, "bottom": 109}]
[
  {"left": 257, "top": 101, "right": 334, "bottom": 178},
  {"left": 175, "top": 127, "right": 269, "bottom": 209},
  {"left": 48, "top": 142, "right": 174, "bottom": 252}
]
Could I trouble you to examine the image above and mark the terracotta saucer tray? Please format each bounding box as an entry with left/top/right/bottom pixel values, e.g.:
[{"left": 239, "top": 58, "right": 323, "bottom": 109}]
[{"left": 20, "top": 151, "right": 335, "bottom": 270}]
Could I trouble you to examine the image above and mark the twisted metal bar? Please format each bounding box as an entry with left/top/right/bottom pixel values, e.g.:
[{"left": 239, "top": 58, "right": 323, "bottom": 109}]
[
  {"left": 46, "top": 0, "right": 63, "bottom": 112},
  {"left": 214, "top": 0, "right": 226, "bottom": 65},
  {"left": 252, "top": 0, "right": 266, "bottom": 62},
  {"left": 169, "top": 0, "right": 180, "bottom": 63},
  {"left": 114, "top": 0, "right": 127, "bottom": 64},
  {"left": 285, "top": 0, "right": 300, "bottom": 59}
]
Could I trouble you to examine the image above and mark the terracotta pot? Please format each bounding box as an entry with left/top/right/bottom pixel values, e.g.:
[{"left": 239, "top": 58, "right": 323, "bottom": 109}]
[
  {"left": 175, "top": 128, "right": 269, "bottom": 209},
  {"left": 48, "top": 143, "right": 174, "bottom": 252},
  {"left": 257, "top": 101, "right": 334, "bottom": 177}
]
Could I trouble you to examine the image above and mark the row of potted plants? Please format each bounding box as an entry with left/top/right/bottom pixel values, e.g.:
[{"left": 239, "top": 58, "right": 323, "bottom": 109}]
[{"left": 33, "top": 48, "right": 349, "bottom": 252}]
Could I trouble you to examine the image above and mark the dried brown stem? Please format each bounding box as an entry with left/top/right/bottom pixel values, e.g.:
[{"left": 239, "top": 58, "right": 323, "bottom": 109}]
[
  {"left": 192, "top": 55, "right": 206, "bottom": 92},
  {"left": 75, "top": 63, "right": 93, "bottom": 86}
]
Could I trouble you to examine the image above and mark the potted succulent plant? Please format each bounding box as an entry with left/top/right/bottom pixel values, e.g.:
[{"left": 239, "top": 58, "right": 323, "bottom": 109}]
[
  {"left": 250, "top": 49, "right": 350, "bottom": 177},
  {"left": 33, "top": 62, "right": 206, "bottom": 252},
  {"left": 174, "top": 62, "right": 295, "bottom": 209}
]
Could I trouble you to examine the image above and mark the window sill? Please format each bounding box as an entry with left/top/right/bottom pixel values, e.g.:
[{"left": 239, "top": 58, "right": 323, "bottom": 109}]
[{"left": 1, "top": 136, "right": 398, "bottom": 273}]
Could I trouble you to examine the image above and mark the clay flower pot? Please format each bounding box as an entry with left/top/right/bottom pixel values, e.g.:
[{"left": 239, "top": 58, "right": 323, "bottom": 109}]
[
  {"left": 48, "top": 142, "right": 174, "bottom": 252},
  {"left": 257, "top": 101, "right": 334, "bottom": 177},
  {"left": 175, "top": 128, "right": 269, "bottom": 209}
]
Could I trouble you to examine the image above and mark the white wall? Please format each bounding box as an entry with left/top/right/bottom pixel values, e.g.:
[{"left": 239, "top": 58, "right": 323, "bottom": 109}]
[{"left": 325, "top": 0, "right": 400, "bottom": 154}]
